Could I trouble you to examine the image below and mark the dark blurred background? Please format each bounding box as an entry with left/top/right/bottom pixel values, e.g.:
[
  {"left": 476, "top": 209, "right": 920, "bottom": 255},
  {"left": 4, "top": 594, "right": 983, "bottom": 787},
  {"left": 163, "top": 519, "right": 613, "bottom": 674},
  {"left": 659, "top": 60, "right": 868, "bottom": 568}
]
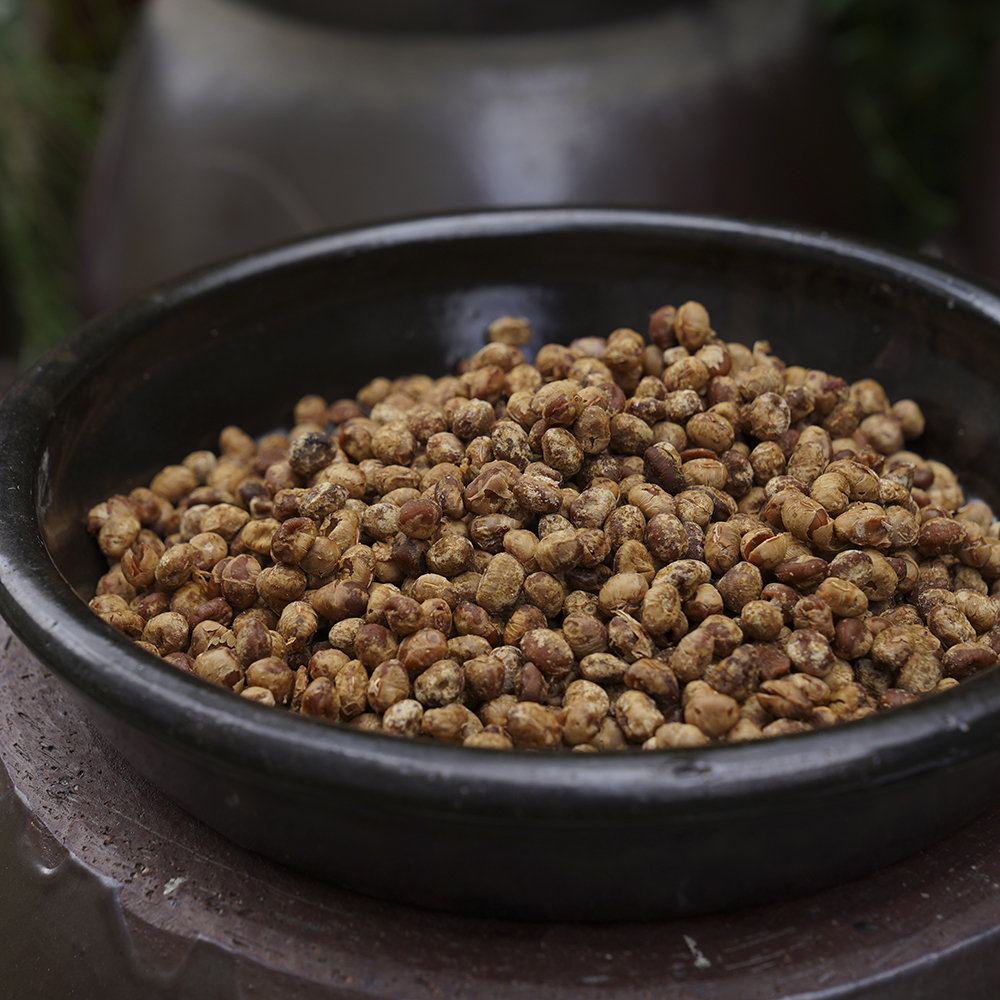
[
  {"left": 2, "top": 0, "right": 1000, "bottom": 370},
  {"left": 0, "top": 0, "right": 138, "bottom": 370}
]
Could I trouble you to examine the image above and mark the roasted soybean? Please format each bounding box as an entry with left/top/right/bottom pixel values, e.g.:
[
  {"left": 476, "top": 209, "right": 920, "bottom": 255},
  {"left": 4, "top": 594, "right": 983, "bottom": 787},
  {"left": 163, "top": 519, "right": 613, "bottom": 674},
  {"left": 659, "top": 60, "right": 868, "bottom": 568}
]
[{"left": 86, "top": 303, "right": 998, "bottom": 752}]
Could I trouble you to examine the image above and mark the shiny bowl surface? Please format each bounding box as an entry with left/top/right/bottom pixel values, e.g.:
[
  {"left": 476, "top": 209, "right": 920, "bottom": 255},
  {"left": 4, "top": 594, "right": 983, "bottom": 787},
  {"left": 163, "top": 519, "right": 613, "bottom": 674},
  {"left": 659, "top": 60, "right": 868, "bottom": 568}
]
[{"left": 3, "top": 208, "right": 1000, "bottom": 921}]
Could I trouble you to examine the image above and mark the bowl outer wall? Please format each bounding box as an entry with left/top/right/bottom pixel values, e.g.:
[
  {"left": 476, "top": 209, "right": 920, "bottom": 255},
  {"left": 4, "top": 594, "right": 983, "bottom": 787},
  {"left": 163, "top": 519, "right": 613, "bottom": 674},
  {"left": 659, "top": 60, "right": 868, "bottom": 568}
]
[{"left": 4, "top": 208, "right": 1000, "bottom": 918}]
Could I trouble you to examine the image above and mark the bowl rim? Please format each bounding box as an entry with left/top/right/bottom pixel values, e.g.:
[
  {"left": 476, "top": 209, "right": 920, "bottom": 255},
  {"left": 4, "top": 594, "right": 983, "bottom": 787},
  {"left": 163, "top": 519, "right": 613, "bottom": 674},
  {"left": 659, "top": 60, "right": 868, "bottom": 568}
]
[{"left": 3, "top": 205, "right": 1000, "bottom": 821}]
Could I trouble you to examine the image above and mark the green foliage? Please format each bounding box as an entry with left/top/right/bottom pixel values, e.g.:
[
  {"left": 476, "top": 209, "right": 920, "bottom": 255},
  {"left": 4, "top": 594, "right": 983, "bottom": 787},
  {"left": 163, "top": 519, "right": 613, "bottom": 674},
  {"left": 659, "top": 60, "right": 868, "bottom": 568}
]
[
  {"left": 0, "top": 0, "right": 134, "bottom": 366},
  {"left": 815, "top": 0, "right": 1000, "bottom": 246}
]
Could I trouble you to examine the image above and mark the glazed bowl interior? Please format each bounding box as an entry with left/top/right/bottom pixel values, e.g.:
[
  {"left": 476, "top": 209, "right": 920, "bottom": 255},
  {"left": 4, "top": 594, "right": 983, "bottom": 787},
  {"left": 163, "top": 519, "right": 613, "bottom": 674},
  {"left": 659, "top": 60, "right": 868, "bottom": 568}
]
[{"left": 4, "top": 208, "right": 1000, "bottom": 922}]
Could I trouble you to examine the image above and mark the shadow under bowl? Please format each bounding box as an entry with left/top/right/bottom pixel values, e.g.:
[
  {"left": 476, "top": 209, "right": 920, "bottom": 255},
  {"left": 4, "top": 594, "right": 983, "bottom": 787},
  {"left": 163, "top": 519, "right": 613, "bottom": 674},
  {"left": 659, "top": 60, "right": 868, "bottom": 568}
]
[{"left": 3, "top": 208, "right": 1000, "bottom": 921}]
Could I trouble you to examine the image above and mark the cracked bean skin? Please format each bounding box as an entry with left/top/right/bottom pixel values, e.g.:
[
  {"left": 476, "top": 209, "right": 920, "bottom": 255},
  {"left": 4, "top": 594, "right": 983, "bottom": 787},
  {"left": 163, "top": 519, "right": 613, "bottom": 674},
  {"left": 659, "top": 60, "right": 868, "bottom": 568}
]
[
  {"left": 785, "top": 628, "right": 836, "bottom": 678},
  {"left": 422, "top": 703, "right": 483, "bottom": 742},
  {"left": 506, "top": 702, "right": 563, "bottom": 748},
  {"left": 86, "top": 301, "right": 990, "bottom": 754},
  {"left": 615, "top": 690, "right": 665, "bottom": 742},
  {"left": 684, "top": 688, "right": 740, "bottom": 738},
  {"left": 559, "top": 700, "right": 604, "bottom": 746}
]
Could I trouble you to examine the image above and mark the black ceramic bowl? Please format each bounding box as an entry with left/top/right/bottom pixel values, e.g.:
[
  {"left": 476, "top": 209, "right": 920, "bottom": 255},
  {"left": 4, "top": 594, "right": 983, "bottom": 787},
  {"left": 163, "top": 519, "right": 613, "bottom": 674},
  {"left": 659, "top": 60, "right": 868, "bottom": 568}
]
[{"left": 3, "top": 209, "right": 1000, "bottom": 922}]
